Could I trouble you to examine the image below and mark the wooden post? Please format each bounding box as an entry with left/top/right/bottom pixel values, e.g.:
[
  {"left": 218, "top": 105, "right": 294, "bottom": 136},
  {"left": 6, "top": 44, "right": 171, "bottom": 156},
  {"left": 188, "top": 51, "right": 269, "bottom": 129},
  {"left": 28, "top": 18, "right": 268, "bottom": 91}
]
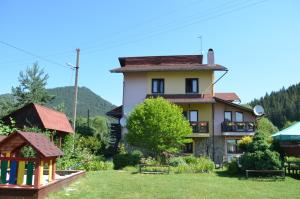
[
  {"left": 52, "top": 159, "right": 56, "bottom": 181},
  {"left": 59, "top": 135, "right": 62, "bottom": 148},
  {"left": 34, "top": 160, "right": 41, "bottom": 188},
  {"left": 48, "top": 160, "right": 53, "bottom": 182}
]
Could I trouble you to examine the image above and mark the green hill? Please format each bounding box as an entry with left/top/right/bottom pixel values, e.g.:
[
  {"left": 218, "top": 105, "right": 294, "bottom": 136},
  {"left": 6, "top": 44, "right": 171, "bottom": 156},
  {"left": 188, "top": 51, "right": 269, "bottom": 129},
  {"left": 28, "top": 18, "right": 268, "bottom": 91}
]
[
  {"left": 46, "top": 86, "right": 116, "bottom": 117},
  {"left": 250, "top": 82, "right": 300, "bottom": 129},
  {"left": 0, "top": 86, "right": 116, "bottom": 118}
]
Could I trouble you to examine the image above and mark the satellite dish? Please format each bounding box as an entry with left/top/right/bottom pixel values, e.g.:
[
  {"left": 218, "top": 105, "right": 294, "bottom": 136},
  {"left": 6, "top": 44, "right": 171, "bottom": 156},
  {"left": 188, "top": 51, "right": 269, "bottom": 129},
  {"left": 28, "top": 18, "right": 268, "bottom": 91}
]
[
  {"left": 253, "top": 105, "right": 265, "bottom": 116},
  {"left": 120, "top": 116, "right": 127, "bottom": 127}
]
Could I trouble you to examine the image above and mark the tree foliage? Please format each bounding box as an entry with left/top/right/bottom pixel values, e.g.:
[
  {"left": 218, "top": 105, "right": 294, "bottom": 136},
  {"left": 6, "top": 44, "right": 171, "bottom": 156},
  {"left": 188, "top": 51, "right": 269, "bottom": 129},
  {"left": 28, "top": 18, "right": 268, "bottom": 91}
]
[
  {"left": 126, "top": 97, "right": 192, "bottom": 158},
  {"left": 12, "top": 63, "right": 54, "bottom": 107},
  {"left": 239, "top": 131, "right": 282, "bottom": 170},
  {"left": 250, "top": 83, "right": 300, "bottom": 129},
  {"left": 256, "top": 117, "right": 278, "bottom": 136}
]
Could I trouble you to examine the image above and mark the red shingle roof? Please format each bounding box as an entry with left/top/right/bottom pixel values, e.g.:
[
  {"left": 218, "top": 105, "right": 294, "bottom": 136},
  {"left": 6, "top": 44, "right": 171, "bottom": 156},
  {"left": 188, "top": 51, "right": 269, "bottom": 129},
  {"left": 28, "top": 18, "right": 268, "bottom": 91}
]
[
  {"left": 0, "top": 131, "right": 63, "bottom": 158},
  {"left": 33, "top": 104, "right": 74, "bottom": 133},
  {"left": 2, "top": 103, "right": 74, "bottom": 134},
  {"left": 0, "top": 136, "right": 6, "bottom": 142},
  {"left": 214, "top": 93, "right": 240, "bottom": 102}
]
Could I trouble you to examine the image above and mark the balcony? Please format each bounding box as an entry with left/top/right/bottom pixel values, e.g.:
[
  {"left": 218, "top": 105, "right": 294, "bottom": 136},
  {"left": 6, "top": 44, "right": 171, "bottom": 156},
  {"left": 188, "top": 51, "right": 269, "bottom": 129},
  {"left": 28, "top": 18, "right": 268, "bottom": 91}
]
[
  {"left": 221, "top": 121, "right": 255, "bottom": 136},
  {"left": 190, "top": 121, "right": 209, "bottom": 133}
]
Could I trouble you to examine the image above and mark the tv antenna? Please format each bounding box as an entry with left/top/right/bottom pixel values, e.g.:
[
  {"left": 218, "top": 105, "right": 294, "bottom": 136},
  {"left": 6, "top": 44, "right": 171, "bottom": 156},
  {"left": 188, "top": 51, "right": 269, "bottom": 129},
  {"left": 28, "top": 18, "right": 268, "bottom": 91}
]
[{"left": 197, "top": 35, "right": 203, "bottom": 55}]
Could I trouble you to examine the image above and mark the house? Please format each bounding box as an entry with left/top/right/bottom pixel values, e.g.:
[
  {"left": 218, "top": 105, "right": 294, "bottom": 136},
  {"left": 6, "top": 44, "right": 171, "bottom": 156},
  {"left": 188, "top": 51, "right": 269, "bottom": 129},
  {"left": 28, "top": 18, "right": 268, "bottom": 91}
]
[
  {"left": 1, "top": 103, "right": 74, "bottom": 147},
  {"left": 108, "top": 49, "right": 256, "bottom": 163}
]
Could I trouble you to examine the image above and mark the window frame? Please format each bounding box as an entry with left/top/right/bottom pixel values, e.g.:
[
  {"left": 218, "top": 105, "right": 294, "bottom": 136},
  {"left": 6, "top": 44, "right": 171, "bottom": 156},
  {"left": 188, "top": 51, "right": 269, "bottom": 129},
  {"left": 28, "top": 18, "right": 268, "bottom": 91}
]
[
  {"left": 151, "top": 79, "right": 165, "bottom": 94},
  {"left": 185, "top": 78, "right": 199, "bottom": 94},
  {"left": 235, "top": 111, "right": 244, "bottom": 122},
  {"left": 188, "top": 110, "right": 199, "bottom": 122},
  {"left": 224, "top": 111, "right": 232, "bottom": 122}
]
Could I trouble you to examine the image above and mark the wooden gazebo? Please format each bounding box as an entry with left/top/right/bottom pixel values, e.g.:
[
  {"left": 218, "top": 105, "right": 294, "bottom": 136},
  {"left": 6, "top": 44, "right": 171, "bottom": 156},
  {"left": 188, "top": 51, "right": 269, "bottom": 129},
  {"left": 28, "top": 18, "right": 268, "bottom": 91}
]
[{"left": 0, "top": 131, "right": 63, "bottom": 188}]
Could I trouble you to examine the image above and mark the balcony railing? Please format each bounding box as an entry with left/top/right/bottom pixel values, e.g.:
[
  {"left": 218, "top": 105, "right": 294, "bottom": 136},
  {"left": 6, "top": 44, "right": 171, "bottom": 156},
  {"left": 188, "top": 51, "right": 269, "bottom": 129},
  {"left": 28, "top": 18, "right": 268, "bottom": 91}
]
[
  {"left": 190, "top": 121, "right": 209, "bottom": 133},
  {"left": 221, "top": 121, "right": 255, "bottom": 132}
]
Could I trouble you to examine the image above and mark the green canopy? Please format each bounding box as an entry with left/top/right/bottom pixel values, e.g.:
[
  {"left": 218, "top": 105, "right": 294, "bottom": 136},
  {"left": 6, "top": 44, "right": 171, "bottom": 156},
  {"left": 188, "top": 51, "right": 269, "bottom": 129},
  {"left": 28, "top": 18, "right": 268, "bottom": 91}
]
[{"left": 272, "top": 122, "right": 300, "bottom": 141}]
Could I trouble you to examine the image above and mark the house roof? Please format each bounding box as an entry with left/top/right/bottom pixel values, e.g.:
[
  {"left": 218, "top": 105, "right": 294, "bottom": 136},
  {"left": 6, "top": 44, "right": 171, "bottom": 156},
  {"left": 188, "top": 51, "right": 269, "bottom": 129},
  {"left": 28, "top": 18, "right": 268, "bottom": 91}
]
[
  {"left": 2, "top": 103, "right": 74, "bottom": 134},
  {"left": 0, "top": 131, "right": 63, "bottom": 158},
  {"left": 111, "top": 64, "right": 227, "bottom": 73},
  {"left": 0, "top": 136, "right": 6, "bottom": 142},
  {"left": 214, "top": 93, "right": 240, "bottom": 102},
  {"left": 111, "top": 55, "right": 227, "bottom": 73},
  {"left": 214, "top": 97, "right": 254, "bottom": 114},
  {"left": 106, "top": 105, "right": 123, "bottom": 119},
  {"left": 119, "top": 55, "right": 204, "bottom": 66},
  {"left": 33, "top": 104, "right": 74, "bottom": 133}
]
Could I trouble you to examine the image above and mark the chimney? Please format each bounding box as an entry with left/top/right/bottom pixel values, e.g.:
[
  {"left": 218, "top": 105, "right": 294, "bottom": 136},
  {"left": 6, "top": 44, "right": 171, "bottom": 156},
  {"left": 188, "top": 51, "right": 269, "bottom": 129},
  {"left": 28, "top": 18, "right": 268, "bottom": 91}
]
[{"left": 207, "top": 48, "right": 215, "bottom": 66}]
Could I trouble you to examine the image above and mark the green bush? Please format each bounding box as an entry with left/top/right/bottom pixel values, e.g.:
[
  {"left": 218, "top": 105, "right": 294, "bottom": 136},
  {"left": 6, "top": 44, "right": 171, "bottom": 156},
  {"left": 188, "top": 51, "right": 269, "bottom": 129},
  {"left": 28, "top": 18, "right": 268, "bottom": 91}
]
[
  {"left": 113, "top": 153, "right": 141, "bottom": 170},
  {"left": 168, "top": 157, "right": 186, "bottom": 167},
  {"left": 240, "top": 150, "right": 282, "bottom": 170},
  {"left": 226, "top": 158, "right": 240, "bottom": 175},
  {"left": 140, "top": 156, "right": 159, "bottom": 165},
  {"left": 171, "top": 156, "right": 214, "bottom": 173}
]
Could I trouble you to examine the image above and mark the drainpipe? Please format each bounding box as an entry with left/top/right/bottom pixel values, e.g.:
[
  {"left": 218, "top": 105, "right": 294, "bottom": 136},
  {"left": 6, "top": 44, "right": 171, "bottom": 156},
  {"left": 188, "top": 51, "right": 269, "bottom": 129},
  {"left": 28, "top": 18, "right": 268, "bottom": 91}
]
[{"left": 212, "top": 103, "right": 215, "bottom": 162}]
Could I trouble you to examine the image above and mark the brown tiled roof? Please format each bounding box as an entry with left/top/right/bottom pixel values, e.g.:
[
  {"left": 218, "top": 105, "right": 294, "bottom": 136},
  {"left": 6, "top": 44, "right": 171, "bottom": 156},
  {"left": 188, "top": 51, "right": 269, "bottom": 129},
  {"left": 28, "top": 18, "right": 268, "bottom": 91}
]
[
  {"left": 2, "top": 103, "right": 74, "bottom": 134},
  {"left": 215, "top": 93, "right": 240, "bottom": 102},
  {"left": 214, "top": 97, "right": 254, "bottom": 114},
  {"left": 33, "top": 104, "right": 74, "bottom": 133},
  {"left": 0, "top": 131, "right": 63, "bottom": 157},
  {"left": 118, "top": 55, "right": 203, "bottom": 66},
  {"left": 0, "top": 136, "right": 6, "bottom": 142},
  {"left": 146, "top": 94, "right": 216, "bottom": 104},
  {"left": 106, "top": 106, "right": 123, "bottom": 119},
  {"left": 111, "top": 64, "right": 227, "bottom": 73}
]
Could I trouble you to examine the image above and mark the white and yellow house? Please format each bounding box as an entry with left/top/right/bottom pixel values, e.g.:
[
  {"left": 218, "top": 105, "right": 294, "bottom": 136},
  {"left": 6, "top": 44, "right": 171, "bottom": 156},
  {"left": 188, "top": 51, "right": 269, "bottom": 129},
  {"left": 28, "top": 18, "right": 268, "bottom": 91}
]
[{"left": 108, "top": 49, "right": 256, "bottom": 163}]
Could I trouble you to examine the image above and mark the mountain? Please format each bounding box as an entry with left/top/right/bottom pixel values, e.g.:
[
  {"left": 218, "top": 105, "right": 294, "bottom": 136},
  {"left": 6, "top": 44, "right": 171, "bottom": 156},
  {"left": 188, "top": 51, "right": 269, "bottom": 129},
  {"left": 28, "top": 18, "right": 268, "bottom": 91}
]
[
  {"left": 0, "top": 86, "right": 116, "bottom": 118},
  {"left": 250, "top": 83, "right": 300, "bottom": 129},
  {"left": 46, "top": 86, "right": 116, "bottom": 118}
]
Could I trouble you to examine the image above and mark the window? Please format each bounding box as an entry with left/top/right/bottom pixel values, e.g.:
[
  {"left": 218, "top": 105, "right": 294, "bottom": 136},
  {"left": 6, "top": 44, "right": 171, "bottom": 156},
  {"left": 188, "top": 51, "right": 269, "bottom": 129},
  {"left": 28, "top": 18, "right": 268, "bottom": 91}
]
[
  {"left": 183, "top": 142, "right": 193, "bottom": 153},
  {"left": 226, "top": 139, "right": 242, "bottom": 154},
  {"left": 236, "top": 112, "right": 244, "bottom": 122},
  {"left": 185, "top": 78, "right": 198, "bottom": 93},
  {"left": 189, "top": 110, "right": 198, "bottom": 122},
  {"left": 152, "top": 79, "right": 164, "bottom": 93},
  {"left": 224, "top": 111, "right": 232, "bottom": 122}
]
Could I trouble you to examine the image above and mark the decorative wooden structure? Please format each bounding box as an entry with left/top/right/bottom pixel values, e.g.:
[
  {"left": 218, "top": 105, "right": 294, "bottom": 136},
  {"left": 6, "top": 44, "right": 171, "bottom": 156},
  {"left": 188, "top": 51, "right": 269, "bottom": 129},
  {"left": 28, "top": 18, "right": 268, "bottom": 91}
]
[
  {"left": 0, "top": 131, "right": 63, "bottom": 188},
  {"left": 1, "top": 103, "right": 74, "bottom": 147}
]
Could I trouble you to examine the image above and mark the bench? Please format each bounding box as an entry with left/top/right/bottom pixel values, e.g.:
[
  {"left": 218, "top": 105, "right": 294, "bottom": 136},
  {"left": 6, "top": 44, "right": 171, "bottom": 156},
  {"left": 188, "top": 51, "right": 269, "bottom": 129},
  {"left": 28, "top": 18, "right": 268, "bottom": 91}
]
[
  {"left": 285, "top": 161, "right": 300, "bottom": 174},
  {"left": 245, "top": 170, "right": 285, "bottom": 179},
  {"left": 139, "top": 164, "right": 170, "bottom": 174}
]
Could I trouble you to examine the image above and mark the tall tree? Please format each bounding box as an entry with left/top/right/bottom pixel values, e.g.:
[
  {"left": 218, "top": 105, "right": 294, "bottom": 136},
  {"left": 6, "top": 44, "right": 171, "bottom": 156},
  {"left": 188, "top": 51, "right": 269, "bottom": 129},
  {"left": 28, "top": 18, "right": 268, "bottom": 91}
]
[
  {"left": 126, "top": 97, "right": 192, "bottom": 158},
  {"left": 12, "top": 63, "right": 54, "bottom": 107}
]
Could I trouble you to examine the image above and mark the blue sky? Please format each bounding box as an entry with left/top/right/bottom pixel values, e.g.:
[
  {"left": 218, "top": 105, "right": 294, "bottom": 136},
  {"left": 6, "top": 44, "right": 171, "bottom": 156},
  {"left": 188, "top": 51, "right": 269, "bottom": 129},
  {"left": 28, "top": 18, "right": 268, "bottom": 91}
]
[{"left": 0, "top": 0, "right": 299, "bottom": 106}]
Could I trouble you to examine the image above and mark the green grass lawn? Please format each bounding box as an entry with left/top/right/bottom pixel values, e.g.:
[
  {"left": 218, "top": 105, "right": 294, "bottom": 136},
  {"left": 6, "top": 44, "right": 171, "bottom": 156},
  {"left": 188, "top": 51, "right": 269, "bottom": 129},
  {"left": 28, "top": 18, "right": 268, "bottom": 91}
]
[{"left": 47, "top": 170, "right": 300, "bottom": 199}]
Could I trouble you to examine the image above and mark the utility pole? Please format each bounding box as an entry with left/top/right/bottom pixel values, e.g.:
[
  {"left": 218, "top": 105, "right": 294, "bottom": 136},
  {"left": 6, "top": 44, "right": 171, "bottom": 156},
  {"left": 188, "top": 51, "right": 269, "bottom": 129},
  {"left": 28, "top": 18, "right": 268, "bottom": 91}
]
[{"left": 72, "top": 48, "right": 80, "bottom": 132}]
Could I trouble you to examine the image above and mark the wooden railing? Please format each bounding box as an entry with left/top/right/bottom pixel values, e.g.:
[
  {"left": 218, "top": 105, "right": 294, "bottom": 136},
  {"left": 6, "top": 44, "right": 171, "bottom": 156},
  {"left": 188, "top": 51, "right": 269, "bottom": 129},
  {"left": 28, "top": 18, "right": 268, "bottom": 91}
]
[
  {"left": 221, "top": 121, "right": 255, "bottom": 132},
  {"left": 190, "top": 121, "right": 209, "bottom": 133}
]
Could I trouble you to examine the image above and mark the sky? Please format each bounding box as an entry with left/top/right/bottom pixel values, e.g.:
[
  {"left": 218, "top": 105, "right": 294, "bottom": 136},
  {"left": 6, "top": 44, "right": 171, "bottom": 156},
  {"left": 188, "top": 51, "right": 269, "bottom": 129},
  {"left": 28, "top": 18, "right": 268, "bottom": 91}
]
[{"left": 0, "top": 0, "right": 299, "bottom": 106}]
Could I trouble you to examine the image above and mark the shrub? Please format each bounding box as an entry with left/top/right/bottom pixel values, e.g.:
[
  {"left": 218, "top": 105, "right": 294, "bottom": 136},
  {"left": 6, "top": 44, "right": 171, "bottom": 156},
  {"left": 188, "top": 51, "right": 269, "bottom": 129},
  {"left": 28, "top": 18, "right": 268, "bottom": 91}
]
[
  {"left": 226, "top": 158, "right": 240, "bottom": 175},
  {"left": 113, "top": 153, "right": 141, "bottom": 170},
  {"left": 171, "top": 156, "right": 214, "bottom": 173},
  {"left": 240, "top": 150, "right": 282, "bottom": 170},
  {"left": 168, "top": 157, "right": 186, "bottom": 167},
  {"left": 140, "top": 156, "right": 159, "bottom": 165},
  {"left": 238, "top": 136, "right": 253, "bottom": 151},
  {"left": 183, "top": 155, "right": 198, "bottom": 164}
]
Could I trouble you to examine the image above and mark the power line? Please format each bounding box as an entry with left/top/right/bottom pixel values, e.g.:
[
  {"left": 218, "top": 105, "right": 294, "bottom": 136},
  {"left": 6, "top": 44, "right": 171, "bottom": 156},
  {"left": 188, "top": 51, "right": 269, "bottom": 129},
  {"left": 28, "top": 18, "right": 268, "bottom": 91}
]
[{"left": 0, "top": 40, "right": 72, "bottom": 69}]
